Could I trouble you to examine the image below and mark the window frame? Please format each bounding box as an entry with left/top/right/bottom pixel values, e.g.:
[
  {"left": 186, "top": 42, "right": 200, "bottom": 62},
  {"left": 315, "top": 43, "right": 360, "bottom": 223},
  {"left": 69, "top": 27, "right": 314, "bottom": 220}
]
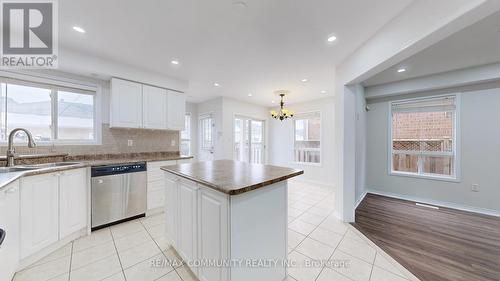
[
  {"left": 293, "top": 110, "right": 322, "bottom": 166},
  {"left": 388, "top": 94, "right": 461, "bottom": 182},
  {"left": 180, "top": 112, "right": 191, "bottom": 156},
  {"left": 199, "top": 113, "right": 214, "bottom": 151},
  {"left": 0, "top": 72, "right": 101, "bottom": 146}
]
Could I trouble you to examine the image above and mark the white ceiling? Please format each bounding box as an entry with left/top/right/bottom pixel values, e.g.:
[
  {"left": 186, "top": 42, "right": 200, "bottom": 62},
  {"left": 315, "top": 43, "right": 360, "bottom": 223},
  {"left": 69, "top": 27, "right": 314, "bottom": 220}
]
[
  {"left": 59, "top": 0, "right": 412, "bottom": 105},
  {"left": 363, "top": 9, "right": 500, "bottom": 87}
]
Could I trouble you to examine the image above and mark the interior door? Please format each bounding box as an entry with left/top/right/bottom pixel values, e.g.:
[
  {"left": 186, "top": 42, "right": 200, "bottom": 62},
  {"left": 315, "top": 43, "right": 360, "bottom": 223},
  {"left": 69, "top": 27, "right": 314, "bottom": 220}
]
[
  {"left": 199, "top": 114, "right": 215, "bottom": 161},
  {"left": 234, "top": 116, "right": 265, "bottom": 164}
]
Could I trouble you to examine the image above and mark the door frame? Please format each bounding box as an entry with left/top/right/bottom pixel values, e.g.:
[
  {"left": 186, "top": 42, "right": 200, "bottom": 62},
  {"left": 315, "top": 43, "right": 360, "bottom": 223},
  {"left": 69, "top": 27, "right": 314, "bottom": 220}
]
[
  {"left": 232, "top": 113, "right": 267, "bottom": 164},
  {"left": 198, "top": 112, "right": 215, "bottom": 161}
]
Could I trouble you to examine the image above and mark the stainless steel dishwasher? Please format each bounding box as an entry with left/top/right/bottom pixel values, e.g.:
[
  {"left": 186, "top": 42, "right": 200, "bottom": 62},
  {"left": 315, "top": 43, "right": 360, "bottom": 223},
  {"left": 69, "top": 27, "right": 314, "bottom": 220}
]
[{"left": 91, "top": 162, "right": 147, "bottom": 230}]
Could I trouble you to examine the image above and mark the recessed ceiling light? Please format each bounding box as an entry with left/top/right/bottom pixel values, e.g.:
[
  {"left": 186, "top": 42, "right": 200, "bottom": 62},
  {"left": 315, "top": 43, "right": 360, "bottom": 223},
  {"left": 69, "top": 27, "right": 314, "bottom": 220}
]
[
  {"left": 171, "top": 60, "right": 180, "bottom": 65},
  {"left": 320, "top": 90, "right": 327, "bottom": 94},
  {"left": 301, "top": 79, "right": 308, "bottom": 82},
  {"left": 73, "top": 26, "right": 85, "bottom": 33},
  {"left": 248, "top": 93, "right": 253, "bottom": 97},
  {"left": 214, "top": 82, "right": 220, "bottom": 87},
  {"left": 397, "top": 68, "right": 406, "bottom": 73},
  {"left": 327, "top": 35, "right": 337, "bottom": 43}
]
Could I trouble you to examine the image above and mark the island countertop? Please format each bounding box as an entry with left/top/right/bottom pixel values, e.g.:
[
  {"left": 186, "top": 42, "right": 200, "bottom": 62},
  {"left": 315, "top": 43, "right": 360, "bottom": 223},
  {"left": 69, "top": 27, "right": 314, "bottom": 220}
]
[{"left": 160, "top": 159, "right": 304, "bottom": 195}]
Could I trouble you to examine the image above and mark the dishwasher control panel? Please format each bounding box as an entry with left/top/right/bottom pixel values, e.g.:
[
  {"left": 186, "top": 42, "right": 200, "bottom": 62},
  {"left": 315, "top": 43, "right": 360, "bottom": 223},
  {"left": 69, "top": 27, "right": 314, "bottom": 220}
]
[{"left": 91, "top": 162, "right": 147, "bottom": 177}]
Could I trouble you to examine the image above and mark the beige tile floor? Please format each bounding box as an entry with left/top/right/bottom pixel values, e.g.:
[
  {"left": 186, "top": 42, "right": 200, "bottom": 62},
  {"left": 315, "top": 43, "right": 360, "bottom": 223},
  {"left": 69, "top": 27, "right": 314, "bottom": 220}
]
[{"left": 13, "top": 181, "right": 416, "bottom": 281}]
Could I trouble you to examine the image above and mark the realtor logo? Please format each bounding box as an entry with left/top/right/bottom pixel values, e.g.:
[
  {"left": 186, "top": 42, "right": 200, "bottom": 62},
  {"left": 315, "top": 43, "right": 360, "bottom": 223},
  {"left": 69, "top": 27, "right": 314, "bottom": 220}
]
[{"left": 1, "top": 0, "right": 58, "bottom": 68}]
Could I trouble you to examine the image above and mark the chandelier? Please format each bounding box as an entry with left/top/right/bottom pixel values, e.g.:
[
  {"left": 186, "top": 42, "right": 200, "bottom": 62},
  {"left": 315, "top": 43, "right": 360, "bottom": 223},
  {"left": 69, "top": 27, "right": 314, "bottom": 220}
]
[{"left": 270, "top": 91, "right": 294, "bottom": 121}]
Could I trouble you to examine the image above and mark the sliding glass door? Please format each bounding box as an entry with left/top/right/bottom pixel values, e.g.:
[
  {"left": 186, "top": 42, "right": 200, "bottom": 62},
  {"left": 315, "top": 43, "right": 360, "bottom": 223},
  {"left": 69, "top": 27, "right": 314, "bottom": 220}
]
[{"left": 234, "top": 116, "right": 265, "bottom": 164}]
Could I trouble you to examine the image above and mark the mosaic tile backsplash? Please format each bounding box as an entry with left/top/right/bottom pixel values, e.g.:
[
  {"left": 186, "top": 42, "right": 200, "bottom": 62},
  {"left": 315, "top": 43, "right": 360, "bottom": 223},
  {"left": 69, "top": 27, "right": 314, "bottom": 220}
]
[{"left": 0, "top": 124, "right": 180, "bottom": 156}]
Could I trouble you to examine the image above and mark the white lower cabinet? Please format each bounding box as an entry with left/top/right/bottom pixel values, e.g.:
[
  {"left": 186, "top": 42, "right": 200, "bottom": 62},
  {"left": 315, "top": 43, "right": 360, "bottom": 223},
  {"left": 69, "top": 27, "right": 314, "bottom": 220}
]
[
  {"left": 165, "top": 173, "right": 288, "bottom": 281},
  {"left": 147, "top": 159, "right": 191, "bottom": 212},
  {"left": 20, "top": 173, "right": 60, "bottom": 259},
  {"left": 165, "top": 175, "right": 178, "bottom": 246},
  {"left": 0, "top": 181, "right": 20, "bottom": 281},
  {"left": 177, "top": 179, "right": 198, "bottom": 271},
  {"left": 197, "top": 187, "right": 229, "bottom": 281},
  {"left": 165, "top": 174, "right": 229, "bottom": 281},
  {"left": 20, "top": 168, "right": 88, "bottom": 260},
  {"left": 59, "top": 169, "right": 88, "bottom": 238}
]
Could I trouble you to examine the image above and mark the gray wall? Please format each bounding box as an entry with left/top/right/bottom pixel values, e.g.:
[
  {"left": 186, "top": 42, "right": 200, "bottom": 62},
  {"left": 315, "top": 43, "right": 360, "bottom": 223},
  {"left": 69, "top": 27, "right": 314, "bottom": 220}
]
[{"left": 366, "top": 86, "right": 500, "bottom": 213}]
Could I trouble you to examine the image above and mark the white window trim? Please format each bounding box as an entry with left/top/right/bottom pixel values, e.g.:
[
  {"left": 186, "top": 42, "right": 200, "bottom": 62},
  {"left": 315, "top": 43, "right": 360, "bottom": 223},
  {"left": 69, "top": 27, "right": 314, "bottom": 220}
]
[
  {"left": 387, "top": 94, "right": 461, "bottom": 182},
  {"left": 180, "top": 112, "right": 192, "bottom": 155},
  {"left": 0, "top": 70, "right": 102, "bottom": 146},
  {"left": 293, "top": 110, "right": 322, "bottom": 166},
  {"left": 199, "top": 113, "right": 214, "bottom": 151},
  {"left": 232, "top": 113, "right": 267, "bottom": 164}
]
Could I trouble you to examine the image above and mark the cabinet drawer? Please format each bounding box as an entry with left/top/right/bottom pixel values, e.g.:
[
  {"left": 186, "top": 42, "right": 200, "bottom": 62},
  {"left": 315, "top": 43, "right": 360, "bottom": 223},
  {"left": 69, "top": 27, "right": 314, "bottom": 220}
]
[
  {"left": 147, "top": 189, "right": 165, "bottom": 210},
  {"left": 148, "top": 161, "right": 176, "bottom": 182},
  {"left": 148, "top": 180, "right": 165, "bottom": 192}
]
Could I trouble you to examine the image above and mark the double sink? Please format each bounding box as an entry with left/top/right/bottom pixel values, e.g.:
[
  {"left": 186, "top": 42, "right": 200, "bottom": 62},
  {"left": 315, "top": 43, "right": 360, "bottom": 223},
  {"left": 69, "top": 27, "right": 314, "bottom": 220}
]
[{"left": 0, "top": 162, "right": 81, "bottom": 173}]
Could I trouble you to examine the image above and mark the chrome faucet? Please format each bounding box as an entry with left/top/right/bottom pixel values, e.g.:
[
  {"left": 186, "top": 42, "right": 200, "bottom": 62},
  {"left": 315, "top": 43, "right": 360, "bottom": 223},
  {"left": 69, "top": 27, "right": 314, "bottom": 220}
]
[{"left": 6, "top": 128, "right": 36, "bottom": 167}]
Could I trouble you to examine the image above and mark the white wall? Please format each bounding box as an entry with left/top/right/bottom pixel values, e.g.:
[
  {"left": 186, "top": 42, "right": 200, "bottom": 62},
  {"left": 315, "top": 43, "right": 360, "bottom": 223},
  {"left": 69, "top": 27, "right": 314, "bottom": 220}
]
[
  {"left": 195, "top": 97, "right": 270, "bottom": 161},
  {"left": 268, "top": 98, "right": 335, "bottom": 188},
  {"left": 185, "top": 102, "right": 198, "bottom": 159},
  {"left": 221, "top": 98, "right": 270, "bottom": 161},
  {"left": 196, "top": 97, "right": 224, "bottom": 159},
  {"left": 333, "top": 0, "right": 500, "bottom": 221},
  {"left": 366, "top": 86, "right": 500, "bottom": 214}
]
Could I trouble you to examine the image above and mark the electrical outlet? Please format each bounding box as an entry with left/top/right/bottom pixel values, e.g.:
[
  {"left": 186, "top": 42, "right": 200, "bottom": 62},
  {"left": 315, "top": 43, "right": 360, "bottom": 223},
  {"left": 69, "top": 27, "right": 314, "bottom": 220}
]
[
  {"left": 171, "top": 139, "right": 176, "bottom": 146},
  {"left": 471, "top": 184, "right": 480, "bottom": 192},
  {"left": 127, "top": 140, "right": 134, "bottom": 146}
]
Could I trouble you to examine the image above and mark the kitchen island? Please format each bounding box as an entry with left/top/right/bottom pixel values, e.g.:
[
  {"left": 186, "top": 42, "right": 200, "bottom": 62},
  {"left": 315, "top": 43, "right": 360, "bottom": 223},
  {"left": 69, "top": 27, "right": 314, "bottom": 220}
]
[{"left": 161, "top": 160, "right": 303, "bottom": 281}]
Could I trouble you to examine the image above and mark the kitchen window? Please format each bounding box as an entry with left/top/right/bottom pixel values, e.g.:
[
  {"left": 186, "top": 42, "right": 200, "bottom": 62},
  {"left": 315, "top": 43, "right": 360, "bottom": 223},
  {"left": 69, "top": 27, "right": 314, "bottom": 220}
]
[
  {"left": 294, "top": 111, "right": 321, "bottom": 164},
  {"left": 390, "top": 95, "right": 459, "bottom": 180},
  {"left": 180, "top": 113, "right": 191, "bottom": 155},
  {"left": 0, "top": 79, "right": 97, "bottom": 144}
]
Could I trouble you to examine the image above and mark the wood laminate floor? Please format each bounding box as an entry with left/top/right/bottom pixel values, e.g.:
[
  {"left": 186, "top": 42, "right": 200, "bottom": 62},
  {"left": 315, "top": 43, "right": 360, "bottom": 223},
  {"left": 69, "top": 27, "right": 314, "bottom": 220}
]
[{"left": 353, "top": 193, "right": 500, "bottom": 281}]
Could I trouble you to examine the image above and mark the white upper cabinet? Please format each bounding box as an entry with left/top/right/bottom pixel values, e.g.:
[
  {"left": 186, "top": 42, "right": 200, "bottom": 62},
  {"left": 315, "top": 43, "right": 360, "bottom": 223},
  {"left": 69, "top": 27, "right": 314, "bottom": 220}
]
[
  {"left": 143, "top": 85, "right": 167, "bottom": 129},
  {"left": 167, "top": 92, "right": 186, "bottom": 130},
  {"left": 110, "top": 78, "right": 185, "bottom": 130},
  {"left": 110, "top": 78, "right": 143, "bottom": 128}
]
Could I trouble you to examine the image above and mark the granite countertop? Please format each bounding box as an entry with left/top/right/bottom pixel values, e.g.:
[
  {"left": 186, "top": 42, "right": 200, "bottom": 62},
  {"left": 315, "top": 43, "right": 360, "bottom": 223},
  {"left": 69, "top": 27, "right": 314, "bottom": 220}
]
[
  {"left": 161, "top": 159, "right": 304, "bottom": 195},
  {"left": 0, "top": 152, "right": 194, "bottom": 191},
  {"left": 0, "top": 162, "right": 87, "bottom": 191}
]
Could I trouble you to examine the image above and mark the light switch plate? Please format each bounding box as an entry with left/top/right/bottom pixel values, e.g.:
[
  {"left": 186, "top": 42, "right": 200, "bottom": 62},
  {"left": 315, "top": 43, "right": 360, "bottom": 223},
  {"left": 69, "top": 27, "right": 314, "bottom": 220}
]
[
  {"left": 171, "top": 139, "right": 176, "bottom": 146},
  {"left": 471, "top": 184, "right": 480, "bottom": 192},
  {"left": 127, "top": 140, "right": 134, "bottom": 146}
]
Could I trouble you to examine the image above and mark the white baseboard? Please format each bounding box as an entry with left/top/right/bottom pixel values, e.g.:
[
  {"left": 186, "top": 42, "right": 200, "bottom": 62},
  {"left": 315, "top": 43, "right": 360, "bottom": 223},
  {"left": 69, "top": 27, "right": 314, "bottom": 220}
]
[
  {"left": 355, "top": 191, "right": 368, "bottom": 209},
  {"left": 18, "top": 228, "right": 87, "bottom": 270},
  {"left": 366, "top": 189, "right": 500, "bottom": 218},
  {"left": 289, "top": 177, "right": 335, "bottom": 190},
  {"left": 146, "top": 207, "right": 164, "bottom": 216}
]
